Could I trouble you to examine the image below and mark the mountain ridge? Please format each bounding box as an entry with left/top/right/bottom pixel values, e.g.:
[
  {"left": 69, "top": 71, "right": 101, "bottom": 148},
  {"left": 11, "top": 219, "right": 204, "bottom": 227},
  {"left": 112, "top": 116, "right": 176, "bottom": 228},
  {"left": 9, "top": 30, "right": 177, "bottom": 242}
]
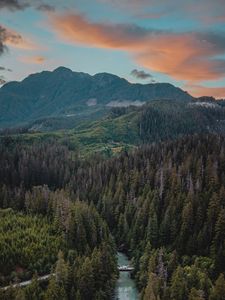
[{"left": 0, "top": 67, "right": 194, "bottom": 128}]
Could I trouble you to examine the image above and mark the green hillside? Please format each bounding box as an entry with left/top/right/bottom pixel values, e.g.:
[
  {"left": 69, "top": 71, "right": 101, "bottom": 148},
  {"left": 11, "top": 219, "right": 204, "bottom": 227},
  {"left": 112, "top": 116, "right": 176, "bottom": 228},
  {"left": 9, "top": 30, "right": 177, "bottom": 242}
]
[{"left": 3, "top": 99, "right": 225, "bottom": 156}]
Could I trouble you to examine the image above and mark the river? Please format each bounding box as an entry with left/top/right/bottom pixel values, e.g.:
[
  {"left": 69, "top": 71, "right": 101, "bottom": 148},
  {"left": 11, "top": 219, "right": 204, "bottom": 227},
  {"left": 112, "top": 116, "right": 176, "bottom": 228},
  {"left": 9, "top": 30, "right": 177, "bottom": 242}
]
[{"left": 114, "top": 252, "right": 139, "bottom": 300}]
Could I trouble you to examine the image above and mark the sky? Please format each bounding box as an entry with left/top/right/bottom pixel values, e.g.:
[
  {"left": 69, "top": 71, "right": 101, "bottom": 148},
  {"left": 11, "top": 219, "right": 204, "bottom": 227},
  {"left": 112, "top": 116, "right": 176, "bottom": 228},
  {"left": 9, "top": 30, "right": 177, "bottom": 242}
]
[{"left": 0, "top": 0, "right": 225, "bottom": 98}]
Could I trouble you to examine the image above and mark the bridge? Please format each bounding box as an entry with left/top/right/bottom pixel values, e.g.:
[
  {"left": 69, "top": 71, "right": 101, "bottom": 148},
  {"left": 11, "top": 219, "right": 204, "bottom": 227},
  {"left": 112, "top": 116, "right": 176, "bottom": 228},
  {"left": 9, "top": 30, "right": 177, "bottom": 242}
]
[{"left": 118, "top": 265, "right": 134, "bottom": 272}]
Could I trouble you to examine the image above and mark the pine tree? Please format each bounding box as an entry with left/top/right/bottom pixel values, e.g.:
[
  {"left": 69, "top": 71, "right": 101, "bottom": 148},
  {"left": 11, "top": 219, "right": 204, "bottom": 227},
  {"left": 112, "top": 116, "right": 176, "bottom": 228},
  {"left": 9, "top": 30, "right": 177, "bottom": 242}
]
[
  {"left": 15, "top": 287, "right": 26, "bottom": 300},
  {"left": 25, "top": 273, "right": 42, "bottom": 300},
  {"left": 188, "top": 288, "right": 204, "bottom": 300},
  {"left": 170, "top": 266, "right": 187, "bottom": 300},
  {"left": 210, "top": 274, "right": 225, "bottom": 300},
  {"left": 55, "top": 251, "right": 69, "bottom": 291},
  {"left": 77, "top": 257, "right": 94, "bottom": 299},
  {"left": 44, "top": 276, "right": 66, "bottom": 300},
  {"left": 143, "top": 272, "right": 161, "bottom": 300}
]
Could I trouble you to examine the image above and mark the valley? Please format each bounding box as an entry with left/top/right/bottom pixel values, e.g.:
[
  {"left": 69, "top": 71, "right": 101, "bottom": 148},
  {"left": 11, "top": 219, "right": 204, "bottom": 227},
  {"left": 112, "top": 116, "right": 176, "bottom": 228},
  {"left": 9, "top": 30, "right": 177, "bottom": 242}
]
[
  {"left": 1, "top": 70, "right": 225, "bottom": 300},
  {"left": 1, "top": 133, "right": 225, "bottom": 299},
  {"left": 1, "top": 0, "right": 225, "bottom": 298}
]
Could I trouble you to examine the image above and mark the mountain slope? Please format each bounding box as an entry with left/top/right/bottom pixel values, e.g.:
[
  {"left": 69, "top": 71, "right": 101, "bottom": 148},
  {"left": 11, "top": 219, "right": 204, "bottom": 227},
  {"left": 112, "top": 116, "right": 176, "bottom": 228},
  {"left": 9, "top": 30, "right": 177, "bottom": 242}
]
[
  {"left": 70, "top": 99, "right": 225, "bottom": 149},
  {"left": 5, "top": 99, "right": 225, "bottom": 156},
  {"left": 0, "top": 67, "right": 193, "bottom": 128}
]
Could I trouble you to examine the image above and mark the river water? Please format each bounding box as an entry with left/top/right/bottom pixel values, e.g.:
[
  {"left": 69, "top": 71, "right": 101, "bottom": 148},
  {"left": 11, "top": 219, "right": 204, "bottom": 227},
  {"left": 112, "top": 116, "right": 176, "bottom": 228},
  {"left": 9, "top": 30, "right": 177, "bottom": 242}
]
[{"left": 114, "top": 252, "right": 139, "bottom": 300}]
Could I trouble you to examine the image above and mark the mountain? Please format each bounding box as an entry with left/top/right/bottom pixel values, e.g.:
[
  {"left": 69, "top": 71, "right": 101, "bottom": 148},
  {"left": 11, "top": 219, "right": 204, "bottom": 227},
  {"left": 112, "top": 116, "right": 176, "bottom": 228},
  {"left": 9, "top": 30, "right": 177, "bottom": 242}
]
[{"left": 0, "top": 67, "right": 193, "bottom": 128}]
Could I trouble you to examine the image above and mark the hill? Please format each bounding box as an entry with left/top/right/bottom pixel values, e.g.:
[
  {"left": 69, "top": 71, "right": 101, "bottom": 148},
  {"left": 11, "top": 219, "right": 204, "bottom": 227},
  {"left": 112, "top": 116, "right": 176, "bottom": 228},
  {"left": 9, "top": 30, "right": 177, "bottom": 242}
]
[{"left": 3, "top": 99, "right": 225, "bottom": 156}]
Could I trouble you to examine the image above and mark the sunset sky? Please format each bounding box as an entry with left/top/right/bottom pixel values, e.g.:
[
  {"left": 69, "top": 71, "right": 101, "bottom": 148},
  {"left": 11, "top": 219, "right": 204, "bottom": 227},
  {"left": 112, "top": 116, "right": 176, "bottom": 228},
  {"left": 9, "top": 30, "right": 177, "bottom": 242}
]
[{"left": 1, "top": 0, "right": 225, "bottom": 97}]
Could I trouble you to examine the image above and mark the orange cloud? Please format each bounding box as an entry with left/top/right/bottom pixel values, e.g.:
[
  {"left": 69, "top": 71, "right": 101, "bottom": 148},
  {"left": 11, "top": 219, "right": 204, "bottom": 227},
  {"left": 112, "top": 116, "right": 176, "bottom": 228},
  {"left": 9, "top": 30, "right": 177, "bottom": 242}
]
[
  {"left": 20, "top": 55, "right": 46, "bottom": 64},
  {"left": 50, "top": 12, "right": 225, "bottom": 86},
  {"left": 135, "top": 33, "right": 225, "bottom": 82},
  {"left": 1, "top": 25, "right": 38, "bottom": 50},
  {"left": 186, "top": 84, "right": 225, "bottom": 98},
  {"left": 50, "top": 13, "right": 147, "bottom": 50}
]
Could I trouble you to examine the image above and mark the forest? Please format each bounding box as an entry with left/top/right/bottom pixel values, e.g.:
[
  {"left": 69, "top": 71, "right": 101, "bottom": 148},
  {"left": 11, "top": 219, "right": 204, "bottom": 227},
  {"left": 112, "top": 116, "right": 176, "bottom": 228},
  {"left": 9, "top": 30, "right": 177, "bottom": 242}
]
[
  {"left": 0, "top": 133, "right": 225, "bottom": 299},
  {"left": 2, "top": 99, "right": 225, "bottom": 157}
]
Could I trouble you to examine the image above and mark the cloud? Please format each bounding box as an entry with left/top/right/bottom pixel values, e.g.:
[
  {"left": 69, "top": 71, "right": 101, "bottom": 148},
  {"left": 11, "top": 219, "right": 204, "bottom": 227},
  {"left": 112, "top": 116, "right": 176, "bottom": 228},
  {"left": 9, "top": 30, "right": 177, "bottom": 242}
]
[
  {"left": 37, "top": 4, "right": 55, "bottom": 12},
  {"left": 0, "top": 24, "right": 39, "bottom": 64},
  {"left": 0, "top": 76, "right": 7, "bottom": 85},
  {"left": 50, "top": 12, "right": 225, "bottom": 85},
  {"left": 0, "top": 25, "right": 23, "bottom": 55},
  {"left": 131, "top": 69, "right": 152, "bottom": 79},
  {"left": 135, "top": 32, "right": 225, "bottom": 82},
  {"left": 98, "top": 0, "right": 149, "bottom": 11},
  {"left": 0, "top": 0, "right": 55, "bottom": 12},
  {"left": 99, "top": 0, "right": 225, "bottom": 24},
  {"left": 0, "top": 66, "right": 12, "bottom": 71},
  {"left": 186, "top": 84, "right": 225, "bottom": 98},
  {"left": 3, "top": 27, "right": 37, "bottom": 50},
  {"left": 0, "top": 26, "right": 11, "bottom": 55},
  {"left": 20, "top": 55, "right": 46, "bottom": 64},
  {"left": 0, "top": 0, "right": 28, "bottom": 11},
  {"left": 50, "top": 13, "right": 154, "bottom": 50},
  {"left": 135, "top": 12, "right": 165, "bottom": 19}
]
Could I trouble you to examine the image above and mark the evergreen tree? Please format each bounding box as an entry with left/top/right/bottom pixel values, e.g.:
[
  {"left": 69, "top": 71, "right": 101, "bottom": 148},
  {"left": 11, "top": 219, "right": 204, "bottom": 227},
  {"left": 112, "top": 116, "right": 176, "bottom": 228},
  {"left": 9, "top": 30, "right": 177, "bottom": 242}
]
[
  {"left": 170, "top": 266, "right": 187, "bottom": 300},
  {"left": 25, "top": 273, "right": 42, "bottom": 300},
  {"left": 210, "top": 274, "right": 225, "bottom": 300},
  {"left": 188, "top": 288, "right": 204, "bottom": 300}
]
